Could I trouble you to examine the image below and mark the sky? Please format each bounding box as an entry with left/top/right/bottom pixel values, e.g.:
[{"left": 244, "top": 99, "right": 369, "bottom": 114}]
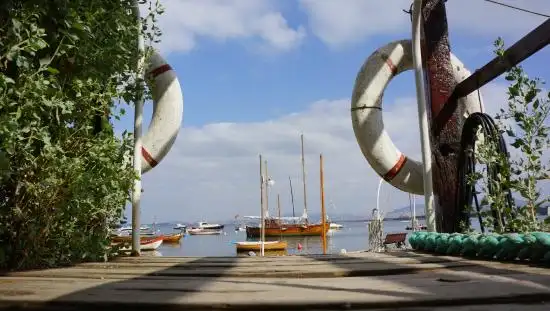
[{"left": 113, "top": 0, "right": 550, "bottom": 224}]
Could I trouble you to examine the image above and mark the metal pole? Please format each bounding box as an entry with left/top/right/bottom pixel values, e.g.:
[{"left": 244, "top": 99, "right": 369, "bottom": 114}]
[
  {"left": 259, "top": 155, "right": 265, "bottom": 257},
  {"left": 412, "top": 0, "right": 436, "bottom": 232},
  {"left": 300, "top": 134, "right": 308, "bottom": 222},
  {"left": 265, "top": 160, "right": 269, "bottom": 215},
  {"left": 131, "top": 0, "right": 145, "bottom": 256},
  {"left": 376, "top": 178, "right": 383, "bottom": 220}
]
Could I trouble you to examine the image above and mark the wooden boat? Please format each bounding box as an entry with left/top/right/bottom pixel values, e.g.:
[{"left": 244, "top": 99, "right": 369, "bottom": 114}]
[
  {"left": 247, "top": 134, "right": 330, "bottom": 239},
  {"left": 112, "top": 236, "right": 164, "bottom": 251},
  {"left": 245, "top": 221, "right": 330, "bottom": 238},
  {"left": 187, "top": 228, "right": 222, "bottom": 235},
  {"left": 162, "top": 232, "right": 183, "bottom": 243},
  {"left": 235, "top": 241, "right": 287, "bottom": 252}
]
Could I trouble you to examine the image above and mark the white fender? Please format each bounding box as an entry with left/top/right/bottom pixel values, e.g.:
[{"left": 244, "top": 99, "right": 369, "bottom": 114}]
[
  {"left": 351, "top": 39, "right": 484, "bottom": 195},
  {"left": 141, "top": 52, "right": 184, "bottom": 173}
]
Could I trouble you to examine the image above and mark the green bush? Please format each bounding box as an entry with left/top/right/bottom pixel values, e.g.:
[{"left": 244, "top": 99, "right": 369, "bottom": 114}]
[
  {"left": 0, "top": 0, "right": 162, "bottom": 270},
  {"left": 467, "top": 37, "right": 550, "bottom": 233}
]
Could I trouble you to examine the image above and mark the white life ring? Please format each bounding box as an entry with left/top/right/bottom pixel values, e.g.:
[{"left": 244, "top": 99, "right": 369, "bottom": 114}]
[
  {"left": 141, "top": 52, "right": 184, "bottom": 173},
  {"left": 351, "top": 39, "right": 484, "bottom": 195}
]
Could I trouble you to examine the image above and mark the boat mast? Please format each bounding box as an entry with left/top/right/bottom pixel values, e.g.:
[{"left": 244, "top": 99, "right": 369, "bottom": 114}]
[
  {"left": 264, "top": 160, "right": 269, "bottom": 216},
  {"left": 300, "top": 133, "right": 308, "bottom": 224},
  {"left": 320, "top": 153, "right": 327, "bottom": 254},
  {"left": 277, "top": 194, "right": 281, "bottom": 226},
  {"left": 289, "top": 176, "right": 296, "bottom": 218},
  {"left": 259, "top": 154, "right": 265, "bottom": 256},
  {"left": 277, "top": 193, "right": 282, "bottom": 239}
]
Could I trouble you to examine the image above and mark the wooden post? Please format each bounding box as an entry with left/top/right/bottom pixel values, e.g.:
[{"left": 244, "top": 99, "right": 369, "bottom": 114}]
[
  {"left": 320, "top": 154, "right": 327, "bottom": 255},
  {"left": 433, "top": 18, "right": 550, "bottom": 135},
  {"left": 421, "top": 0, "right": 462, "bottom": 233}
]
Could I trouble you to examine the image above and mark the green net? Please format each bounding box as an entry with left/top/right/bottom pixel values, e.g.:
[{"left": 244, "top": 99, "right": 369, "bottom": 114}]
[{"left": 409, "top": 231, "right": 550, "bottom": 265}]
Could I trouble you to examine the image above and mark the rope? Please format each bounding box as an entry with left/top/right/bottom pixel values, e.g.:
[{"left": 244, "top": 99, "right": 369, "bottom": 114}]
[
  {"left": 456, "top": 112, "right": 515, "bottom": 232},
  {"left": 368, "top": 219, "right": 384, "bottom": 252},
  {"left": 409, "top": 231, "right": 550, "bottom": 265},
  {"left": 481, "top": 0, "right": 550, "bottom": 18}
]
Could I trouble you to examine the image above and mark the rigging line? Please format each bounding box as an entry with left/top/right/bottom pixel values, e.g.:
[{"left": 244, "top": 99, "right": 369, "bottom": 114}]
[{"left": 482, "top": 0, "right": 550, "bottom": 18}]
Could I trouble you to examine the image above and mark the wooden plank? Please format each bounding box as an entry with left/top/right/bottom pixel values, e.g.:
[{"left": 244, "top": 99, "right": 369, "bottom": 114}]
[
  {"left": 433, "top": 18, "right": 550, "bottom": 136},
  {"left": 421, "top": 0, "right": 462, "bottom": 233},
  {"left": 1, "top": 268, "right": 549, "bottom": 310},
  {"left": 2, "top": 252, "right": 549, "bottom": 310},
  {"left": 4, "top": 261, "right": 480, "bottom": 279}
]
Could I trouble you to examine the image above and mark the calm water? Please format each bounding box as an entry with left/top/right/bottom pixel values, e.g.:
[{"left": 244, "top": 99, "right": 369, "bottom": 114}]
[{"left": 145, "top": 219, "right": 484, "bottom": 257}]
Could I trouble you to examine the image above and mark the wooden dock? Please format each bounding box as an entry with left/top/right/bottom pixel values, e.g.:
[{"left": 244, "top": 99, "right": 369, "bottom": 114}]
[{"left": 1, "top": 251, "right": 549, "bottom": 310}]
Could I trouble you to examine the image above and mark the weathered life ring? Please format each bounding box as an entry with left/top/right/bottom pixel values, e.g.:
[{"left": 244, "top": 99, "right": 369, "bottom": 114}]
[
  {"left": 141, "top": 52, "right": 184, "bottom": 173},
  {"left": 351, "top": 39, "right": 484, "bottom": 195}
]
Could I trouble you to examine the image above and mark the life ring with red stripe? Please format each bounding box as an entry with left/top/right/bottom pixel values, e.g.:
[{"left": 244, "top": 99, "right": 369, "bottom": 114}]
[
  {"left": 351, "top": 39, "right": 484, "bottom": 195},
  {"left": 141, "top": 51, "right": 184, "bottom": 173}
]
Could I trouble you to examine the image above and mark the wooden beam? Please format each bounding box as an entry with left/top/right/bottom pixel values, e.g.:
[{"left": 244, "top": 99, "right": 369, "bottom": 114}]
[
  {"left": 421, "top": 0, "right": 462, "bottom": 233},
  {"left": 433, "top": 18, "right": 550, "bottom": 135}
]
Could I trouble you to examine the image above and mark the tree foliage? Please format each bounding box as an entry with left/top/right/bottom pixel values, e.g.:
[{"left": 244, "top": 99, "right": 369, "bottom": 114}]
[
  {"left": 0, "top": 0, "right": 163, "bottom": 270},
  {"left": 470, "top": 37, "right": 550, "bottom": 233}
]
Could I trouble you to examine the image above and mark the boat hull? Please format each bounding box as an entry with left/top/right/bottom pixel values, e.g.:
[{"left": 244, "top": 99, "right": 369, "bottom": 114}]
[
  {"left": 235, "top": 241, "right": 287, "bottom": 252},
  {"left": 162, "top": 232, "right": 183, "bottom": 243},
  {"left": 188, "top": 229, "right": 222, "bottom": 235},
  {"left": 245, "top": 223, "right": 329, "bottom": 238},
  {"left": 112, "top": 236, "right": 164, "bottom": 251}
]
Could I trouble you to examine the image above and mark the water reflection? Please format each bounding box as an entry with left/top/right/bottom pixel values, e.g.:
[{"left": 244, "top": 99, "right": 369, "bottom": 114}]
[{"left": 143, "top": 218, "right": 505, "bottom": 257}]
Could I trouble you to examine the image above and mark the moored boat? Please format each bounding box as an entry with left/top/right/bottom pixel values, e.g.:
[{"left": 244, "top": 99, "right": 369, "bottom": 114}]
[
  {"left": 173, "top": 223, "right": 187, "bottom": 230},
  {"left": 187, "top": 228, "right": 222, "bottom": 235},
  {"left": 235, "top": 241, "right": 287, "bottom": 252},
  {"left": 197, "top": 222, "right": 224, "bottom": 230},
  {"left": 162, "top": 232, "right": 184, "bottom": 243},
  {"left": 245, "top": 221, "right": 329, "bottom": 237},
  {"left": 112, "top": 236, "right": 163, "bottom": 251}
]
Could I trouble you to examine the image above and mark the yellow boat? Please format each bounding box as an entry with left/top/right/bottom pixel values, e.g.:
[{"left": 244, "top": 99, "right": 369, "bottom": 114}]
[
  {"left": 235, "top": 241, "right": 287, "bottom": 252},
  {"left": 162, "top": 232, "right": 184, "bottom": 243}
]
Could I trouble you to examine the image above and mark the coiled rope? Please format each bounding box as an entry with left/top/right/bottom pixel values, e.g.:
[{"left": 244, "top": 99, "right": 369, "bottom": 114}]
[
  {"left": 409, "top": 231, "right": 550, "bottom": 264},
  {"left": 456, "top": 112, "right": 515, "bottom": 233}
]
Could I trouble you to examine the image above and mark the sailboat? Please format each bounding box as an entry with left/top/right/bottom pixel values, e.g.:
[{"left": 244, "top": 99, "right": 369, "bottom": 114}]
[
  {"left": 245, "top": 134, "right": 330, "bottom": 238},
  {"left": 235, "top": 155, "right": 287, "bottom": 254}
]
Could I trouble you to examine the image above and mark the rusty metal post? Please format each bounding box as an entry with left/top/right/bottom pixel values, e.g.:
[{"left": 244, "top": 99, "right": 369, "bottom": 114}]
[{"left": 421, "top": 0, "right": 462, "bottom": 233}]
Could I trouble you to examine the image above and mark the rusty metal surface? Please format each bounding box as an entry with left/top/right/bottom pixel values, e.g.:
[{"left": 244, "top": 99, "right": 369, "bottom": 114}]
[
  {"left": 421, "top": 0, "right": 463, "bottom": 233},
  {"left": 433, "top": 18, "right": 550, "bottom": 136}
]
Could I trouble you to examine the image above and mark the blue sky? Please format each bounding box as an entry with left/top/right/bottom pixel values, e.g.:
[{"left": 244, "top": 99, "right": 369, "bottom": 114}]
[{"left": 113, "top": 0, "right": 550, "bottom": 224}]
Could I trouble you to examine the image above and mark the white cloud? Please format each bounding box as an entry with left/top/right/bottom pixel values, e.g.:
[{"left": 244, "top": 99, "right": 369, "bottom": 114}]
[
  {"left": 137, "top": 79, "right": 530, "bottom": 223},
  {"left": 146, "top": 0, "right": 306, "bottom": 54},
  {"left": 299, "top": 0, "right": 550, "bottom": 49}
]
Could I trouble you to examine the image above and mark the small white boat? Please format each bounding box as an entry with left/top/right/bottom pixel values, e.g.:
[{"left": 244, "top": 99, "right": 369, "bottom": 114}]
[
  {"left": 197, "top": 221, "right": 224, "bottom": 230},
  {"left": 173, "top": 223, "right": 187, "bottom": 230},
  {"left": 188, "top": 228, "right": 222, "bottom": 235},
  {"left": 115, "top": 236, "right": 164, "bottom": 251},
  {"left": 329, "top": 223, "right": 344, "bottom": 230}
]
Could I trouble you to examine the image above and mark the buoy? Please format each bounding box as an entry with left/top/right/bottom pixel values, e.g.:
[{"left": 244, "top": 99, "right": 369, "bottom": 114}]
[
  {"left": 141, "top": 51, "right": 184, "bottom": 174},
  {"left": 297, "top": 243, "right": 303, "bottom": 251},
  {"left": 351, "top": 39, "right": 484, "bottom": 195}
]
